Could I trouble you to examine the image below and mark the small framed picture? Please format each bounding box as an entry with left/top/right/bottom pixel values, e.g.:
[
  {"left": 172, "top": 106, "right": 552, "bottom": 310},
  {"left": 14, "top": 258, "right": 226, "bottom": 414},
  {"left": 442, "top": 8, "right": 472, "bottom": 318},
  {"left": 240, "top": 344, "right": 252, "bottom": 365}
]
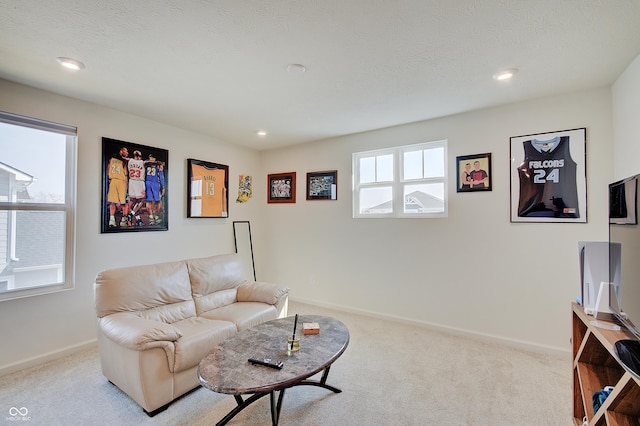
[
  {"left": 101, "top": 137, "right": 168, "bottom": 233},
  {"left": 510, "top": 128, "right": 586, "bottom": 223},
  {"left": 187, "top": 159, "right": 229, "bottom": 218},
  {"left": 456, "top": 153, "right": 492, "bottom": 192},
  {"left": 307, "top": 170, "right": 337, "bottom": 200},
  {"left": 268, "top": 172, "right": 296, "bottom": 203}
]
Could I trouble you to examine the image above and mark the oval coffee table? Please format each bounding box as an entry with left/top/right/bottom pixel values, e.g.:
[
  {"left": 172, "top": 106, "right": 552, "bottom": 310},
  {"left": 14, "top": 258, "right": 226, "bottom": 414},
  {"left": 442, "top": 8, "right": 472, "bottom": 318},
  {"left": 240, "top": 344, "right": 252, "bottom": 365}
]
[{"left": 198, "top": 315, "right": 349, "bottom": 425}]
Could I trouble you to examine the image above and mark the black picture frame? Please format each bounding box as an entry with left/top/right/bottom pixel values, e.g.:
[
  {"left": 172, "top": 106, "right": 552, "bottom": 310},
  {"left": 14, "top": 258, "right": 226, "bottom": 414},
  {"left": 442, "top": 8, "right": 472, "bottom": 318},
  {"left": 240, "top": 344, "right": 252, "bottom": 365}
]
[
  {"left": 187, "top": 159, "right": 229, "bottom": 218},
  {"left": 510, "top": 128, "right": 587, "bottom": 223},
  {"left": 101, "top": 137, "right": 168, "bottom": 233},
  {"left": 268, "top": 172, "right": 296, "bottom": 203},
  {"left": 306, "top": 170, "right": 338, "bottom": 200},
  {"left": 456, "top": 153, "right": 492, "bottom": 192}
]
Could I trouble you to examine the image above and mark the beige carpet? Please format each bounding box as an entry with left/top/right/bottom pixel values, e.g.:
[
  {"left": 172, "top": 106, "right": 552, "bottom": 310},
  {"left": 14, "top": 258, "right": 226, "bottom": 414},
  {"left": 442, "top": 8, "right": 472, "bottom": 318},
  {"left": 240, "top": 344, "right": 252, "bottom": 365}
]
[{"left": 0, "top": 301, "right": 573, "bottom": 425}]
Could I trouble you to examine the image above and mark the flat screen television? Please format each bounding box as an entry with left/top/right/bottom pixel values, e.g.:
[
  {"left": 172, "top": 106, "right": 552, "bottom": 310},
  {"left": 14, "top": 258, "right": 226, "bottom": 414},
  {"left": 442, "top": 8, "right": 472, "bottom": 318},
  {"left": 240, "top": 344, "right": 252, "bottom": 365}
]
[{"left": 609, "top": 173, "right": 640, "bottom": 378}]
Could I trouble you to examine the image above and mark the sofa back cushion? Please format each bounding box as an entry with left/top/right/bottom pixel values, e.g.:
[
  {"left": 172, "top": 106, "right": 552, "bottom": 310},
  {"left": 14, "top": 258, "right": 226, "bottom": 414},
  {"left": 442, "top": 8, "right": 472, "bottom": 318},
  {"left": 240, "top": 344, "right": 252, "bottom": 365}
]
[
  {"left": 187, "top": 254, "right": 247, "bottom": 314},
  {"left": 95, "top": 260, "right": 195, "bottom": 322}
]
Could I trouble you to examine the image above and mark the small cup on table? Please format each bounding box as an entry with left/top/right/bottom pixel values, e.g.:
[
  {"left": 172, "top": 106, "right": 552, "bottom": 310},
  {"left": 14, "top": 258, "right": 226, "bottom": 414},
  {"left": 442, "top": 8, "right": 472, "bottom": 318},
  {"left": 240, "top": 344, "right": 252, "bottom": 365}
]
[{"left": 287, "top": 336, "right": 300, "bottom": 355}]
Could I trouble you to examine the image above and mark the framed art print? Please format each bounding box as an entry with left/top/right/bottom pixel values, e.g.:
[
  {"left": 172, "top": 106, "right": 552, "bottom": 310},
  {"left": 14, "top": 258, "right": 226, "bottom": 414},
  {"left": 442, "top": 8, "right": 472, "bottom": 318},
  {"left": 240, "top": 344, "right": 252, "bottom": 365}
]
[
  {"left": 268, "top": 172, "right": 296, "bottom": 203},
  {"left": 187, "top": 159, "right": 229, "bottom": 218},
  {"left": 510, "top": 128, "right": 586, "bottom": 223},
  {"left": 307, "top": 170, "right": 337, "bottom": 200},
  {"left": 101, "top": 137, "right": 168, "bottom": 233},
  {"left": 456, "top": 153, "right": 492, "bottom": 192}
]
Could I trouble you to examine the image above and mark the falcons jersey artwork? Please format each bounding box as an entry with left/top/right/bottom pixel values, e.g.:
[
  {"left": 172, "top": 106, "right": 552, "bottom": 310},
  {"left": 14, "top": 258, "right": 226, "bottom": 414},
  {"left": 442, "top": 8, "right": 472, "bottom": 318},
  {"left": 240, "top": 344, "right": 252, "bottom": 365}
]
[{"left": 517, "top": 136, "right": 579, "bottom": 218}]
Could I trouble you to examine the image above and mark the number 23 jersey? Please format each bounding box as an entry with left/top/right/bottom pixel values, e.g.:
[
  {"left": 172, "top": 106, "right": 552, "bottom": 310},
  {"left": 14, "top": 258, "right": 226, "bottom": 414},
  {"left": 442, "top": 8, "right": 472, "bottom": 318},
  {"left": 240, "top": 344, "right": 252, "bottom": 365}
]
[{"left": 517, "top": 136, "right": 579, "bottom": 218}]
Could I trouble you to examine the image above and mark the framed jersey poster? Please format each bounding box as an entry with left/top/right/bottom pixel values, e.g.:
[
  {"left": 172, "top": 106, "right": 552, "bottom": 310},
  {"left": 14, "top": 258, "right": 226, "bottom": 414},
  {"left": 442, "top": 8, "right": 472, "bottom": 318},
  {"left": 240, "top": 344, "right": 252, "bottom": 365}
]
[
  {"left": 187, "top": 159, "right": 229, "bottom": 218},
  {"left": 510, "top": 128, "right": 586, "bottom": 223},
  {"left": 101, "top": 137, "right": 168, "bottom": 233}
]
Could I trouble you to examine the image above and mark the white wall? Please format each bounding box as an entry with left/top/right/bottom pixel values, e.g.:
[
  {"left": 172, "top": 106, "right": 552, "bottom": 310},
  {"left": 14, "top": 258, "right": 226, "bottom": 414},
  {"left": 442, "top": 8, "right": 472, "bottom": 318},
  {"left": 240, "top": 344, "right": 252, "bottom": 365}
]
[
  {"left": 0, "top": 79, "right": 265, "bottom": 372},
  {"left": 612, "top": 54, "right": 640, "bottom": 179},
  {"left": 259, "top": 88, "right": 614, "bottom": 352},
  {"left": 0, "top": 77, "right": 620, "bottom": 372}
]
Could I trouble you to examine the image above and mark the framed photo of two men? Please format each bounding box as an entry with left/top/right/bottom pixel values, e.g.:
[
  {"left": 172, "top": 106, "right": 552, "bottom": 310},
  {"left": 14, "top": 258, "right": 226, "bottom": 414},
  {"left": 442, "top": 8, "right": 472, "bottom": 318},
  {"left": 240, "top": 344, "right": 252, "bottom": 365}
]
[
  {"left": 456, "top": 153, "right": 492, "bottom": 193},
  {"left": 509, "top": 128, "right": 586, "bottom": 223},
  {"left": 101, "top": 137, "right": 168, "bottom": 233}
]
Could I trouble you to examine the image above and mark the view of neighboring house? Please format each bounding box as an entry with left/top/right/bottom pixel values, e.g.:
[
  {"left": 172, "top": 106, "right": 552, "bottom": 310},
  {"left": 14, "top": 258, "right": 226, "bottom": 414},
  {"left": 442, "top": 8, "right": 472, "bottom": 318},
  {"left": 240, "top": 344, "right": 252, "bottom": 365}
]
[
  {"left": 364, "top": 190, "right": 445, "bottom": 214},
  {"left": 0, "top": 162, "right": 63, "bottom": 292}
]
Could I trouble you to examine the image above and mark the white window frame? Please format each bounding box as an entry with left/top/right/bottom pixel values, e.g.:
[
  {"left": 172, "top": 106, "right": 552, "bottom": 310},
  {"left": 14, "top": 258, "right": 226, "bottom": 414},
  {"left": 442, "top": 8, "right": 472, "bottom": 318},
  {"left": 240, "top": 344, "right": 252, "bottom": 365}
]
[
  {"left": 352, "top": 140, "right": 448, "bottom": 218},
  {"left": 0, "top": 111, "right": 77, "bottom": 301}
]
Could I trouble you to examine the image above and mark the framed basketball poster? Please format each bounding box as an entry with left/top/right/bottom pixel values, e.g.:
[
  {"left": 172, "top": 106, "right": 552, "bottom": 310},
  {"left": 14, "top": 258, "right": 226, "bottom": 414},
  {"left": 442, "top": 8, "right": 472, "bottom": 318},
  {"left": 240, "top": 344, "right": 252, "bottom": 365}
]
[
  {"left": 510, "top": 128, "right": 586, "bottom": 223},
  {"left": 268, "top": 172, "right": 296, "bottom": 204},
  {"left": 187, "top": 159, "right": 229, "bottom": 218},
  {"left": 101, "top": 137, "right": 168, "bottom": 233}
]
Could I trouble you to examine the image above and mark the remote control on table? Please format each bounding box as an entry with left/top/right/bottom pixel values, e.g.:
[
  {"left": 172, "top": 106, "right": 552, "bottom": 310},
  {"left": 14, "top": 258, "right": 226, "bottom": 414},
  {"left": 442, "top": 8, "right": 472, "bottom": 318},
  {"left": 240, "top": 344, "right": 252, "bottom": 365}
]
[{"left": 248, "top": 358, "right": 284, "bottom": 370}]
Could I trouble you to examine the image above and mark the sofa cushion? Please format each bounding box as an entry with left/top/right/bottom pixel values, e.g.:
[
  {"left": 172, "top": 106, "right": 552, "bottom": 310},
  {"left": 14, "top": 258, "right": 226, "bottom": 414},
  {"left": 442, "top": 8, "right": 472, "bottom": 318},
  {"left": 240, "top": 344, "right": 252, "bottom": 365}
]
[
  {"left": 171, "top": 317, "right": 237, "bottom": 373},
  {"left": 200, "top": 302, "right": 277, "bottom": 331},
  {"left": 95, "top": 260, "right": 194, "bottom": 320},
  {"left": 138, "top": 300, "right": 197, "bottom": 324},
  {"left": 194, "top": 288, "right": 238, "bottom": 315},
  {"left": 187, "top": 254, "right": 247, "bottom": 314}
]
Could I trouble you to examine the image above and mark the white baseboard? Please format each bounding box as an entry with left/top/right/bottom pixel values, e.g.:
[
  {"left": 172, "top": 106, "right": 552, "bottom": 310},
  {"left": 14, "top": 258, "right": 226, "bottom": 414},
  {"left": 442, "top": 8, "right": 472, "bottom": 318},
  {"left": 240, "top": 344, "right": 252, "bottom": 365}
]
[
  {"left": 0, "top": 339, "right": 97, "bottom": 377},
  {"left": 290, "top": 296, "right": 570, "bottom": 357}
]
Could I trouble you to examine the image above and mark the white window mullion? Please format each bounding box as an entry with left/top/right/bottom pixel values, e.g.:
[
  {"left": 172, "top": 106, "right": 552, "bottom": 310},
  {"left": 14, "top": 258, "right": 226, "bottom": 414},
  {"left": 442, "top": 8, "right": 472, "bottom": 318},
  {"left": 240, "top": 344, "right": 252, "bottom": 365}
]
[{"left": 393, "top": 150, "right": 403, "bottom": 214}]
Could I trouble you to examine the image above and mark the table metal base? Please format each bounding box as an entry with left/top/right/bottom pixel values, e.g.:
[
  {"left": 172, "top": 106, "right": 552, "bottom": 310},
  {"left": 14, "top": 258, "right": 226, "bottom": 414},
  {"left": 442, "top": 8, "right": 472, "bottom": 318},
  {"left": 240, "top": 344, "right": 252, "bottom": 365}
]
[{"left": 215, "top": 366, "right": 341, "bottom": 426}]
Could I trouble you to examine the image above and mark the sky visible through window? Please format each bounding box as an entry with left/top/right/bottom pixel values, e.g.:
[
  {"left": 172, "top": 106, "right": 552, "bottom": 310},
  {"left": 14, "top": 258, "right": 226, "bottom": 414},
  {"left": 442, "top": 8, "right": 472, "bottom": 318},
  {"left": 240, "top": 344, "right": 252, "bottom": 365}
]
[{"left": 0, "top": 123, "right": 66, "bottom": 203}]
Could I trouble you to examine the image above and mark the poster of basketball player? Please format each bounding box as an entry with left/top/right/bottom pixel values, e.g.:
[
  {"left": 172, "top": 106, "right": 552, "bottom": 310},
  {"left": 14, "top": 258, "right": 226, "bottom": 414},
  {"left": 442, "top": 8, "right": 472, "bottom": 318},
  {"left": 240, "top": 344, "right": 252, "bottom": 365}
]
[
  {"left": 510, "top": 128, "right": 586, "bottom": 223},
  {"left": 456, "top": 153, "right": 492, "bottom": 192},
  {"left": 186, "top": 159, "right": 229, "bottom": 218},
  {"left": 101, "top": 137, "right": 169, "bottom": 233}
]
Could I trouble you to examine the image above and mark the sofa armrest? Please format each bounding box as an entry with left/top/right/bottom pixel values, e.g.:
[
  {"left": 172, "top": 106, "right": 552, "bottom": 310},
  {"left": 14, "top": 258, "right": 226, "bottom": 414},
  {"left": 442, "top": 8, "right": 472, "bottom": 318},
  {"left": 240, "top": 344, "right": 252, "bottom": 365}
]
[
  {"left": 98, "top": 312, "right": 182, "bottom": 350},
  {"left": 237, "top": 281, "right": 289, "bottom": 305}
]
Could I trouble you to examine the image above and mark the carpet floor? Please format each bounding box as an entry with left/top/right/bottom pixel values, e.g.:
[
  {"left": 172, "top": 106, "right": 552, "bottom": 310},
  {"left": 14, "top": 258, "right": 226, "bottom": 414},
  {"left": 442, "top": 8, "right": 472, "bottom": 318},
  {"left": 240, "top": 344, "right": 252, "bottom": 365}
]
[{"left": 0, "top": 301, "right": 573, "bottom": 425}]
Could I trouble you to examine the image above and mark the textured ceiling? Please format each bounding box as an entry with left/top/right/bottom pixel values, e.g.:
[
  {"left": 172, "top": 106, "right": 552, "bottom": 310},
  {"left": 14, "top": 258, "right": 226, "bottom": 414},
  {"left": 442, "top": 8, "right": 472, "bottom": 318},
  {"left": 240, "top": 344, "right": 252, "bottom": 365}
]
[{"left": 1, "top": 1, "right": 640, "bottom": 150}]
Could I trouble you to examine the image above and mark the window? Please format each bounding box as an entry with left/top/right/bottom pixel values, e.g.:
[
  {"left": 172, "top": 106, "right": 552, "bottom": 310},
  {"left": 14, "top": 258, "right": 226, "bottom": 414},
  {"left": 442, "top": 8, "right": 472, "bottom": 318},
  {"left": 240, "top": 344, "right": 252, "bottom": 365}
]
[
  {"left": 352, "top": 140, "right": 447, "bottom": 218},
  {"left": 0, "top": 111, "right": 76, "bottom": 300}
]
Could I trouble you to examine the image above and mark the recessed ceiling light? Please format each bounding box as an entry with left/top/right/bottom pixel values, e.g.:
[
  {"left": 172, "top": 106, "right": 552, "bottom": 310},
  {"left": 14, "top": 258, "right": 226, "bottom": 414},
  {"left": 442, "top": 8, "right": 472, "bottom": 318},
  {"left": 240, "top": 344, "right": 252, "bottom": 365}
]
[
  {"left": 56, "top": 57, "right": 85, "bottom": 71},
  {"left": 493, "top": 68, "right": 518, "bottom": 81},
  {"left": 257, "top": 130, "right": 267, "bottom": 137},
  {"left": 286, "top": 63, "right": 306, "bottom": 74}
]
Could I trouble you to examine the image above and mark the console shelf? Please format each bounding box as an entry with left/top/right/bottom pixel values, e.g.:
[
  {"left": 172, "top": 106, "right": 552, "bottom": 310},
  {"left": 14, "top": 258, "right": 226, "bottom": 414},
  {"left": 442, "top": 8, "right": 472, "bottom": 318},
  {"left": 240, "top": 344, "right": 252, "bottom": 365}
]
[{"left": 572, "top": 303, "right": 640, "bottom": 425}]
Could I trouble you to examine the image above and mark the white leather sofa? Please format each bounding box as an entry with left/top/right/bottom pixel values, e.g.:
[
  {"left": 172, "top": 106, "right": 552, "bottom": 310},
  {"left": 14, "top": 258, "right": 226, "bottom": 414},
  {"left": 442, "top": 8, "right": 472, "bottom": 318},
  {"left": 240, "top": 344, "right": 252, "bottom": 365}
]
[{"left": 94, "top": 253, "right": 289, "bottom": 415}]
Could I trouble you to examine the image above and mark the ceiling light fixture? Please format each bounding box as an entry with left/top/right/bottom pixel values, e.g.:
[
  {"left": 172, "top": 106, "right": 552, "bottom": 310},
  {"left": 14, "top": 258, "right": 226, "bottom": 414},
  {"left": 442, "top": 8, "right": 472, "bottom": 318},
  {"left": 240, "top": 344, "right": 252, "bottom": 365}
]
[
  {"left": 257, "top": 130, "right": 267, "bottom": 137},
  {"left": 286, "top": 63, "right": 306, "bottom": 74},
  {"left": 56, "top": 57, "right": 85, "bottom": 71},
  {"left": 493, "top": 68, "right": 518, "bottom": 81}
]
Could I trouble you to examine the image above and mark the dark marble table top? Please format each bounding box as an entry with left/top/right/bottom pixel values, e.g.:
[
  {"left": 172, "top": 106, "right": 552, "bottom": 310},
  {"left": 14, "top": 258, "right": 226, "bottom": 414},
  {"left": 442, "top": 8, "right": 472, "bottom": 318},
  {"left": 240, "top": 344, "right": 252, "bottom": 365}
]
[{"left": 198, "top": 315, "right": 349, "bottom": 395}]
